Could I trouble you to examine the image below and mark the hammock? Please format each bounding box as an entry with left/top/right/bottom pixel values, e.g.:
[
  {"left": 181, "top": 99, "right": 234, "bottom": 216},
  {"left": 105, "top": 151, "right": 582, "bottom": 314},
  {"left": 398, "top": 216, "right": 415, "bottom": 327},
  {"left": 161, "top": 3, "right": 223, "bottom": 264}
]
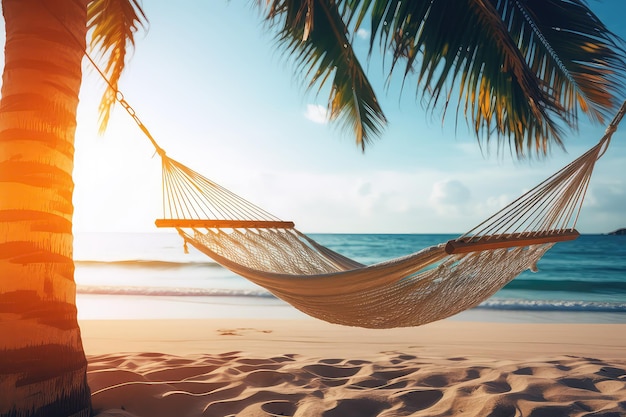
[
  {"left": 135, "top": 102, "right": 625, "bottom": 329},
  {"left": 45, "top": 4, "right": 622, "bottom": 328}
]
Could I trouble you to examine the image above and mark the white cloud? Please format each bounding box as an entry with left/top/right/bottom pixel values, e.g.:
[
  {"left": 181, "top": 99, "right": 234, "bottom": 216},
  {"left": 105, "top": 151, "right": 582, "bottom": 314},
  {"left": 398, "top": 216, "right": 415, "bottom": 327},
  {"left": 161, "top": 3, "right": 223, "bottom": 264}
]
[
  {"left": 356, "top": 181, "right": 372, "bottom": 197},
  {"left": 356, "top": 28, "right": 370, "bottom": 40},
  {"left": 429, "top": 179, "right": 471, "bottom": 206},
  {"left": 304, "top": 104, "right": 328, "bottom": 124}
]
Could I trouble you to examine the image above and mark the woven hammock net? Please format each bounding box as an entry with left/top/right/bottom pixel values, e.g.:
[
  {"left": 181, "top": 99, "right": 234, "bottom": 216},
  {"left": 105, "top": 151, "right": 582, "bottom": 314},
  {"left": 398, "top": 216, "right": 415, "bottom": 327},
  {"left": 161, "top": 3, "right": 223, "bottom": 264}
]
[{"left": 152, "top": 103, "right": 625, "bottom": 329}]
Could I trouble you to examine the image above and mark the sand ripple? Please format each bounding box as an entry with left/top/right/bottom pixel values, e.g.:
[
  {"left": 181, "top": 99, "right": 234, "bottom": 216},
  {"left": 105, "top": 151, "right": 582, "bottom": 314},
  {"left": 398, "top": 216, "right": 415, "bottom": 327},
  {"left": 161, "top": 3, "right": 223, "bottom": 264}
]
[{"left": 89, "top": 351, "right": 626, "bottom": 417}]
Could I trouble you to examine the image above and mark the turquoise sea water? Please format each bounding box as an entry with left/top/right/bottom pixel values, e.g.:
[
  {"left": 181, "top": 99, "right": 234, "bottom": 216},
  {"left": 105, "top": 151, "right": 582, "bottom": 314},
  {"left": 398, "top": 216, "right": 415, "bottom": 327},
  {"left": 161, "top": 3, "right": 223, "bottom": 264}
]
[{"left": 74, "top": 232, "right": 626, "bottom": 323}]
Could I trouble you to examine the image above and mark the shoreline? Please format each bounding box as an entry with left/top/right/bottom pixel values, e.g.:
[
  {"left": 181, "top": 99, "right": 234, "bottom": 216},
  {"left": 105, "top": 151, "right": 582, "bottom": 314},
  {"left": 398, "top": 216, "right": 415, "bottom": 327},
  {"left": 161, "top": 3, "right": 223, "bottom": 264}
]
[{"left": 76, "top": 293, "right": 626, "bottom": 324}]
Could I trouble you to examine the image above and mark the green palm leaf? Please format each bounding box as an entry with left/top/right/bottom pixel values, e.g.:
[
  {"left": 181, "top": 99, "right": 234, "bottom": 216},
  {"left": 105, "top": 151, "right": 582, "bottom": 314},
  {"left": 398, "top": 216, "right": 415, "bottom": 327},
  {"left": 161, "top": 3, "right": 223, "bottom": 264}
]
[
  {"left": 521, "top": 0, "right": 626, "bottom": 121},
  {"left": 87, "top": 0, "right": 147, "bottom": 133},
  {"left": 350, "top": 0, "right": 626, "bottom": 156},
  {"left": 260, "top": 0, "right": 387, "bottom": 150}
]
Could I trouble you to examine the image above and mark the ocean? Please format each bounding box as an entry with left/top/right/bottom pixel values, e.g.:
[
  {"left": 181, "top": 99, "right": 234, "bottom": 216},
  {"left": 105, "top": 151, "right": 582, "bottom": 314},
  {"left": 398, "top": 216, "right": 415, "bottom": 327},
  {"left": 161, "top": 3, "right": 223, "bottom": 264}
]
[{"left": 74, "top": 232, "right": 626, "bottom": 324}]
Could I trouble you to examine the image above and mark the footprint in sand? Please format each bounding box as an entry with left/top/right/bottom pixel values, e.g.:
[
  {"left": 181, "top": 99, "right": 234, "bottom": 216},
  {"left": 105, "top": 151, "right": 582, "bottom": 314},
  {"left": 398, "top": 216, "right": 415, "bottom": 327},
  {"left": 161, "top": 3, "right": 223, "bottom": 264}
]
[{"left": 217, "top": 328, "right": 273, "bottom": 336}]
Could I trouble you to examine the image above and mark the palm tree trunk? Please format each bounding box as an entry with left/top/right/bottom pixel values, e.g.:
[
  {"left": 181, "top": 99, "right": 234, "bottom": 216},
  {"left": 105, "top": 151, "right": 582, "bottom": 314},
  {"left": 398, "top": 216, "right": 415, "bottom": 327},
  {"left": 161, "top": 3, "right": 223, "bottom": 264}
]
[{"left": 0, "top": 0, "right": 91, "bottom": 415}]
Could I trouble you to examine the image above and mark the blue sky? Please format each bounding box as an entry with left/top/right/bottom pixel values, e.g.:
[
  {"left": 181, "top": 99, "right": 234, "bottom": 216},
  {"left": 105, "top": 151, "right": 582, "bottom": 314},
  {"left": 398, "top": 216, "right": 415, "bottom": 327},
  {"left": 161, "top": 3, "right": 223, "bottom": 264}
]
[{"left": 4, "top": 1, "right": 626, "bottom": 234}]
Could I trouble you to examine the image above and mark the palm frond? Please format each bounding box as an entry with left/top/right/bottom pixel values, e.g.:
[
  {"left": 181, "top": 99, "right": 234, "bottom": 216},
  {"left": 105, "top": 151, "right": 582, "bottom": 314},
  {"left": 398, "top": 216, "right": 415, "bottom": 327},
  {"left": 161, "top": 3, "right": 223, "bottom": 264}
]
[
  {"left": 260, "top": 0, "right": 386, "bottom": 150},
  {"left": 349, "top": 0, "right": 626, "bottom": 157},
  {"left": 87, "top": 0, "right": 148, "bottom": 133},
  {"left": 520, "top": 0, "right": 626, "bottom": 122}
]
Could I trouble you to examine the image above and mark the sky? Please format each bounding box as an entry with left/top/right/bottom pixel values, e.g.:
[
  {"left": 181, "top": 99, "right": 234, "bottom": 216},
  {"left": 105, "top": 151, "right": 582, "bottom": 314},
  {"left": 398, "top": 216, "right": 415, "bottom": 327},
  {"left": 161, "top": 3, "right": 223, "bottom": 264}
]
[{"left": 3, "top": 1, "right": 626, "bottom": 234}]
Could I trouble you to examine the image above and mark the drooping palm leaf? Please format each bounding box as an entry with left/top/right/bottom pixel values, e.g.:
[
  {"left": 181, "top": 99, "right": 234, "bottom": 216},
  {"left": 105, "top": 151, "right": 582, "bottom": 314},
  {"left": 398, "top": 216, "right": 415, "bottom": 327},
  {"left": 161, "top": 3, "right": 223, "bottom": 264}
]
[
  {"left": 260, "top": 0, "right": 386, "bottom": 149},
  {"left": 349, "top": 0, "right": 626, "bottom": 156},
  {"left": 87, "top": 0, "right": 147, "bottom": 133}
]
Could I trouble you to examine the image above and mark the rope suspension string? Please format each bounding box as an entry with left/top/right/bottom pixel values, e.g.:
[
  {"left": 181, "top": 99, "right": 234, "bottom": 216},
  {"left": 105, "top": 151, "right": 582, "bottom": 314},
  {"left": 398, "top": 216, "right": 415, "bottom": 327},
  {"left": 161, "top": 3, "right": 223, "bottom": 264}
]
[
  {"left": 155, "top": 157, "right": 294, "bottom": 229},
  {"left": 80, "top": 50, "right": 295, "bottom": 230},
  {"left": 445, "top": 101, "right": 626, "bottom": 254}
]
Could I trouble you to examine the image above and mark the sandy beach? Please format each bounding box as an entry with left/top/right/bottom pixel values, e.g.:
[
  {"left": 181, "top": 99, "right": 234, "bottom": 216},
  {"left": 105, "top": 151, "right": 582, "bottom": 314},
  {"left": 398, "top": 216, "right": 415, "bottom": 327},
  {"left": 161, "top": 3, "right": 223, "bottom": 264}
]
[{"left": 82, "top": 318, "right": 626, "bottom": 416}]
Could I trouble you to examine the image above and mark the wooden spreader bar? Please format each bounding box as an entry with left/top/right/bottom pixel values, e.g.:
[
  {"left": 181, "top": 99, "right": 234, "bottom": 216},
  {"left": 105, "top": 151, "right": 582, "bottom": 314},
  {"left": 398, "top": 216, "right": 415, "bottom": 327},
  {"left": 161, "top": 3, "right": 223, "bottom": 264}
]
[
  {"left": 445, "top": 230, "right": 580, "bottom": 255},
  {"left": 155, "top": 219, "right": 295, "bottom": 229}
]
